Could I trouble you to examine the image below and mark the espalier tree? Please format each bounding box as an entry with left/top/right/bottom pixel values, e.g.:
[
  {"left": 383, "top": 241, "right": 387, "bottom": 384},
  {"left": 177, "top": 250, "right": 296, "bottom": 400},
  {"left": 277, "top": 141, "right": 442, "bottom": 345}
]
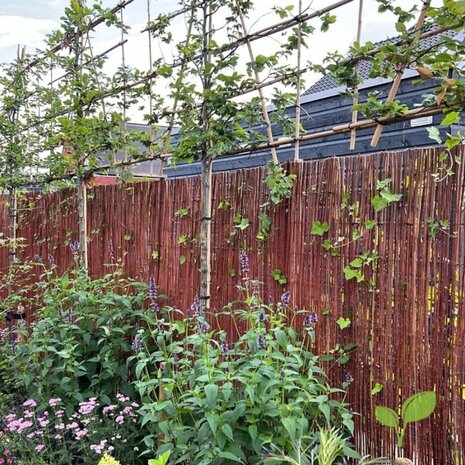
[
  {"left": 0, "top": 0, "right": 464, "bottom": 308},
  {"left": 145, "top": 0, "right": 328, "bottom": 309}
]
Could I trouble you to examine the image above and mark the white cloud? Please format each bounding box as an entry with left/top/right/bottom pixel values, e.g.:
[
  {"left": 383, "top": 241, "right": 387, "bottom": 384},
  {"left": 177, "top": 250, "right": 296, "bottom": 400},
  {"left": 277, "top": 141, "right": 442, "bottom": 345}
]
[{"left": 0, "top": 15, "right": 57, "bottom": 53}]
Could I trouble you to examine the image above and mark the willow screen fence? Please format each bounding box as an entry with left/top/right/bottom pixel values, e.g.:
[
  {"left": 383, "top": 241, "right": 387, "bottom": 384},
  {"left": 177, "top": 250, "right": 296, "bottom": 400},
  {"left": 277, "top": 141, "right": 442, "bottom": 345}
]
[{"left": 1, "top": 146, "right": 464, "bottom": 464}]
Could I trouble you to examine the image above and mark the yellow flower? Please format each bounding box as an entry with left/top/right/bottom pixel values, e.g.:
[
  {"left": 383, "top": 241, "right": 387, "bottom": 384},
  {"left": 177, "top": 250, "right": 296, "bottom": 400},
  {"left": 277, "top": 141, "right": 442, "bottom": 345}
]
[{"left": 98, "top": 454, "right": 121, "bottom": 465}]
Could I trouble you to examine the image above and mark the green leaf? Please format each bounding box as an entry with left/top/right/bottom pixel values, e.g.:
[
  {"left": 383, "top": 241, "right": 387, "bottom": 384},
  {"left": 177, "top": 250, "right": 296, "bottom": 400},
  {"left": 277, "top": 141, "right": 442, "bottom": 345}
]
[
  {"left": 148, "top": 450, "right": 171, "bottom": 465},
  {"left": 401, "top": 391, "right": 436, "bottom": 424},
  {"left": 235, "top": 217, "right": 250, "bottom": 230},
  {"left": 221, "top": 424, "right": 234, "bottom": 441},
  {"left": 282, "top": 416, "right": 297, "bottom": 441},
  {"left": 175, "top": 207, "right": 189, "bottom": 217},
  {"left": 441, "top": 111, "right": 460, "bottom": 126},
  {"left": 365, "top": 219, "right": 377, "bottom": 230},
  {"left": 218, "top": 451, "right": 242, "bottom": 463},
  {"left": 336, "top": 317, "right": 351, "bottom": 330},
  {"left": 206, "top": 413, "right": 219, "bottom": 434},
  {"left": 318, "top": 403, "right": 331, "bottom": 423},
  {"left": 371, "top": 195, "right": 389, "bottom": 213},
  {"left": 275, "top": 329, "right": 287, "bottom": 347},
  {"left": 350, "top": 257, "right": 363, "bottom": 268},
  {"left": 179, "top": 255, "right": 186, "bottom": 265},
  {"left": 311, "top": 220, "right": 330, "bottom": 236},
  {"left": 379, "top": 188, "right": 402, "bottom": 203},
  {"left": 204, "top": 384, "right": 219, "bottom": 409},
  {"left": 427, "top": 126, "right": 442, "bottom": 144},
  {"left": 375, "top": 406, "right": 398, "bottom": 428},
  {"left": 371, "top": 383, "right": 384, "bottom": 395},
  {"left": 343, "top": 266, "right": 364, "bottom": 282}
]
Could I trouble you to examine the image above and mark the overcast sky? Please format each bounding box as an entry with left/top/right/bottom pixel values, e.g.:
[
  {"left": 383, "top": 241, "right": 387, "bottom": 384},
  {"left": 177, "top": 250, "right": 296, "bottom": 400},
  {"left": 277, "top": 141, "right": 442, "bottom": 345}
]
[{"left": 0, "top": 0, "right": 430, "bottom": 122}]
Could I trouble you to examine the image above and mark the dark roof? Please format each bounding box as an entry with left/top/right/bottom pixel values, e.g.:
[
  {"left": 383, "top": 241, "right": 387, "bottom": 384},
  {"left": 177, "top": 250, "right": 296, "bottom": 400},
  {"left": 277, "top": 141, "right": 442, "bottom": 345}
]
[{"left": 303, "top": 27, "right": 457, "bottom": 96}]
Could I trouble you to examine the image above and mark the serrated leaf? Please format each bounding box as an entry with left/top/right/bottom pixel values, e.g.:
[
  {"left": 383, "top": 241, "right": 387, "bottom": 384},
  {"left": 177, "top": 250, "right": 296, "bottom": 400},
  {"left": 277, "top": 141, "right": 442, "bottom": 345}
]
[
  {"left": 375, "top": 406, "right": 398, "bottom": 428},
  {"left": 311, "top": 220, "right": 330, "bottom": 236}
]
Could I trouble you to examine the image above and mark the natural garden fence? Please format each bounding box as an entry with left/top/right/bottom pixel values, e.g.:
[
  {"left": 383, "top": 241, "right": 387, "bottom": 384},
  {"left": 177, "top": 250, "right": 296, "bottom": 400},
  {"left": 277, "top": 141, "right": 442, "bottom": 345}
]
[{"left": 1, "top": 146, "right": 464, "bottom": 464}]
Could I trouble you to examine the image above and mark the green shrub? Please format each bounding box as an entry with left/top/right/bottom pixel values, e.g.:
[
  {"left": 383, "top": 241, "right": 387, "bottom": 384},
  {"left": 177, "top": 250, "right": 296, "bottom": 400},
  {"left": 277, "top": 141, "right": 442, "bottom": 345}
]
[
  {"left": 9, "top": 268, "right": 147, "bottom": 414},
  {"left": 132, "top": 278, "right": 356, "bottom": 465}
]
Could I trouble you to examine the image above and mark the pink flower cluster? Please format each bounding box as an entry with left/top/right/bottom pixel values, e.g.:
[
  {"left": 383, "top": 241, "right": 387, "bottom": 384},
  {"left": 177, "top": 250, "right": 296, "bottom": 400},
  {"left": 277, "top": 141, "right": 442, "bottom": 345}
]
[
  {"left": 0, "top": 448, "right": 13, "bottom": 464},
  {"left": 1, "top": 393, "right": 140, "bottom": 460}
]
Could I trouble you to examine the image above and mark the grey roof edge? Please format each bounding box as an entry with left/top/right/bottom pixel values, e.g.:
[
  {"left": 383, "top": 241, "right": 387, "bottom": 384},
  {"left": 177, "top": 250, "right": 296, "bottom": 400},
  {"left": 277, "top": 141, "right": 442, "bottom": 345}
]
[{"left": 298, "top": 69, "right": 419, "bottom": 105}]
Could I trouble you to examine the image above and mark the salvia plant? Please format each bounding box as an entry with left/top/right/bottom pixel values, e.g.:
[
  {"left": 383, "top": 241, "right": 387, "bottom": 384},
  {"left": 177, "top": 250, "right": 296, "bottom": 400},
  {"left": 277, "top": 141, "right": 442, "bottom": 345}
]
[{"left": 130, "top": 270, "right": 358, "bottom": 465}]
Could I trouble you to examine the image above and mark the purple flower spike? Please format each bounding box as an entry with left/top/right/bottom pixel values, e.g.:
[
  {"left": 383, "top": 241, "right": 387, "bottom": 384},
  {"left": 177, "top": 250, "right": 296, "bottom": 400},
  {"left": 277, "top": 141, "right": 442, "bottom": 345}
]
[
  {"left": 240, "top": 251, "right": 250, "bottom": 275},
  {"left": 148, "top": 276, "right": 158, "bottom": 300},
  {"left": 132, "top": 335, "right": 142, "bottom": 351},
  {"left": 198, "top": 320, "right": 210, "bottom": 334},
  {"left": 304, "top": 311, "right": 318, "bottom": 327},
  {"left": 257, "top": 334, "right": 266, "bottom": 350},
  {"left": 188, "top": 296, "right": 201, "bottom": 318},
  {"left": 69, "top": 240, "right": 80, "bottom": 261},
  {"left": 280, "top": 291, "right": 291, "bottom": 307},
  {"left": 220, "top": 340, "right": 229, "bottom": 356}
]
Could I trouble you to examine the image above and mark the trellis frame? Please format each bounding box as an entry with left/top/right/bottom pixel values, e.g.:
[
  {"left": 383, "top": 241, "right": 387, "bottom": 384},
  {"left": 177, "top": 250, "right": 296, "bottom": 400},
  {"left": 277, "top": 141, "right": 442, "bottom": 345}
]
[{"left": 0, "top": 0, "right": 459, "bottom": 320}]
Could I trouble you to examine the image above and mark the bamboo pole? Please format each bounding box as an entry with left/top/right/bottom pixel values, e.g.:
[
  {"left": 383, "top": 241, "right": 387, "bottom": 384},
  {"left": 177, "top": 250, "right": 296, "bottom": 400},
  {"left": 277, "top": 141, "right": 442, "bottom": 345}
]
[
  {"left": 236, "top": 0, "right": 279, "bottom": 165},
  {"left": 7, "top": 46, "right": 26, "bottom": 301},
  {"left": 10, "top": 103, "right": 449, "bottom": 189},
  {"left": 160, "top": 0, "right": 196, "bottom": 169},
  {"left": 146, "top": 0, "right": 157, "bottom": 176},
  {"left": 74, "top": 0, "right": 88, "bottom": 269},
  {"left": 294, "top": 0, "right": 303, "bottom": 161},
  {"left": 349, "top": 0, "right": 363, "bottom": 151},
  {"left": 370, "top": 0, "right": 432, "bottom": 147},
  {"left": 199, "top": 2, "right": 213, "bottom": 312}
]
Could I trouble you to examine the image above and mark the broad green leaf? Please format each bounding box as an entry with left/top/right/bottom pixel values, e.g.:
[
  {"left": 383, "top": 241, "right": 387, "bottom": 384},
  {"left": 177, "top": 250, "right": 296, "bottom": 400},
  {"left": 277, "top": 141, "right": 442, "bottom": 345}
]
[
  {"left": 401, "top": 391, "right": 436, "bottom": 424},
  {"left": 350, "top": 257, "right": 363, "bottom": 268},
  {"left": 221, "top": 424, "right": 234, "bottom": 441},
  {"left": 204, "top": 384, "right": 219, "bottom": 409},
  {"left": 375, "top": 406, "right": 398, "bottom": 428},
  {"left": 343, "top": 266, "right": 364, "bottom": 282},
  {"left": 379, "top": 188, "right": 402, "bottom": 203},
  {"left": 148, "top": 450, "right": 172, "bottom": 465},
  {"left": 282, "top": 416, "right": 297, "bottom": 441},
  {"left": 206, "top": 413, "right": 219, "bottom": 434},
  {"left": 427, "top": 126, "right": 442, "bottom": 144},
  {"left": 218, "top": 451, "right": 242, "bottom": 463},
  {"left": 441, "top": 111, "right": 460, "bottom": 126},
  {"left": 371, "top": 195, "right": 388, "bottom": 213}
]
